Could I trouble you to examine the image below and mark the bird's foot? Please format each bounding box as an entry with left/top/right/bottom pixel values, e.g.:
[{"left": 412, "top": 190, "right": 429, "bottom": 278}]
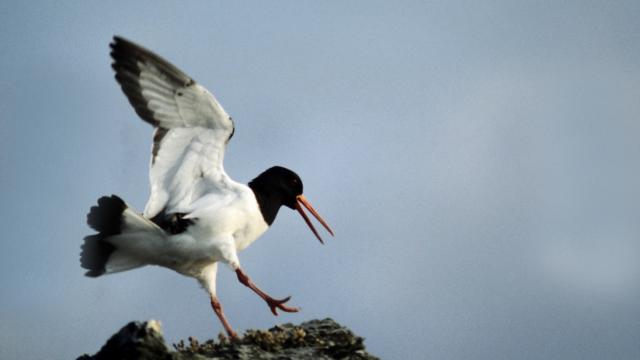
[
  {"left": 227, "top": 329, "right": 239, "bottom": 340},
  {"left": 264, "top": 295, "right": 299, "bottom": 316},
  {"left": 235, "top": 268, "right": 300, "bottom": 315},
  {"left": 210, "top": 295, "right": 238, "bottom": 340}
]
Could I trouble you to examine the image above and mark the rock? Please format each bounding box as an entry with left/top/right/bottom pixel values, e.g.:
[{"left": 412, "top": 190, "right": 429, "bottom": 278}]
[
  {"left": 77, "top": 320, "right": 172, "bottom": 360},
  {"left": 77, "top": 318, "right": 380, "bottom": 360}
]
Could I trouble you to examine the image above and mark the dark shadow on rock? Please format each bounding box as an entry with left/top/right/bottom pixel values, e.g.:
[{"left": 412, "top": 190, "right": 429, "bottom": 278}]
[{"left": 77, "top": 318, "right": 380, "bottom": 360}]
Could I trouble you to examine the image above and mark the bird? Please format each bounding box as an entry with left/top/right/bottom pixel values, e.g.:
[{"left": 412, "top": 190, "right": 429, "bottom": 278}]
[{"left": 81, "top": 36, "right": 334, "bottom": 338}]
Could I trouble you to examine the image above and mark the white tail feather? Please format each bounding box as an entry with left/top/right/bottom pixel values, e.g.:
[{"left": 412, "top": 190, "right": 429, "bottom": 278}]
[{"left": 103, "top": 208, "right": 167, "bottom": 274}]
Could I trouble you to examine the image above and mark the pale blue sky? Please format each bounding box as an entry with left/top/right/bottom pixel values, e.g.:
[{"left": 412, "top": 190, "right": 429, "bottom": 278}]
[{"left": 2, "top": 1, "right": 640, "bottom": 359}]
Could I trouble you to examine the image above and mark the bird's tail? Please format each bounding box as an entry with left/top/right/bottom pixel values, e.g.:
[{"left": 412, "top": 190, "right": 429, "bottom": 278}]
[{"left": 81, "top": 195, "right": 165, "bottom": 277}]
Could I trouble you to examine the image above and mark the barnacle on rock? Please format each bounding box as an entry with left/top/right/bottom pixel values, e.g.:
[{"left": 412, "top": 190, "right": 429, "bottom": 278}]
[{"left": 79, "top": 318, "right": 379, "bottom": 360}]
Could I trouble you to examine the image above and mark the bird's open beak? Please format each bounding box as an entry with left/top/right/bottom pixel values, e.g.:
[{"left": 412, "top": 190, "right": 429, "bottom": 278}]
[{"left": 295, "top": 195, "right": 334, "bottom": 244}]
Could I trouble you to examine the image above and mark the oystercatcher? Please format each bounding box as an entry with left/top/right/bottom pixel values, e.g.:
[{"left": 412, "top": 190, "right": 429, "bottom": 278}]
[{"left": 81, "top": 36, "right": 334, "bottom": 338}]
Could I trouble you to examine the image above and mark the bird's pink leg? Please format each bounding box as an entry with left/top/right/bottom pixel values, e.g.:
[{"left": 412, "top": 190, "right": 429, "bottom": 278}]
[
  {"left": 210, "top": 295, "right": 238, "bottom": 339},
  {"left": 235, "top": 268, "right": 300, "bottom": 315}
]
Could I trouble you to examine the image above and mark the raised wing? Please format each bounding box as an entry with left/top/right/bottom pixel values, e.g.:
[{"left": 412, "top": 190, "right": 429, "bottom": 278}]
[{"left": 110, "top": 36, "right": 235, "bottom": 218}]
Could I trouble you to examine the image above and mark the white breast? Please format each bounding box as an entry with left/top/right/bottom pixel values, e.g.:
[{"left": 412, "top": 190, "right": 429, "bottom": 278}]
[
  {"left": 184, "top": 183, "right": 268, "bottom": 253},
  {"left": 232, "top": 189, "right": 269, "bottom": 251}
]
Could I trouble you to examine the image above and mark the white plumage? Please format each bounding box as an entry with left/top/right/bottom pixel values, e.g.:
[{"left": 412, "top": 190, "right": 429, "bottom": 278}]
[
  {"left": 107, "top": 36, "right": 267, "bottom": 274},
  {"left": 81, "top": 36, "right": 333, "bottom": 338}
]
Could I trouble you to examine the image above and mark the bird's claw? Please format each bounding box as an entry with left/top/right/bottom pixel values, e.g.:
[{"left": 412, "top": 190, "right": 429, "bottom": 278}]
[
  {"left": 265, "top": 295, "right": 299, "bottom": 316},
  {"left": 234, "top": 268, "right": 300, "bottom": 315}
]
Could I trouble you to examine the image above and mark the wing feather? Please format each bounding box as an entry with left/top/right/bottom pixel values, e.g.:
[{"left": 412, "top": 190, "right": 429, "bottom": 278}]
[{"left": 110, "top": 36, "right": 236, "bottom": 219}]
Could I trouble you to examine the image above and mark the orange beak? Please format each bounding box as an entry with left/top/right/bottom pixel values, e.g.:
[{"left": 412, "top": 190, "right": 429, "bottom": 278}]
[{"left": 295, "top": 195, "right": 334, "bottom": 244}]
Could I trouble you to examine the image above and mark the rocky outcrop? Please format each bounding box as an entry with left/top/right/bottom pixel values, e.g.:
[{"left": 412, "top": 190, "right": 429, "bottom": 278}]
[{"left": 77, "top": 318, "right": 379, "bottom": 360}]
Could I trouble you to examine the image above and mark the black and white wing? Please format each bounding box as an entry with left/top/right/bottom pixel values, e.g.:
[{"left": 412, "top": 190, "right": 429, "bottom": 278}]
[{"left": 110, "top": 36, "right": 235, "bottom": 219}]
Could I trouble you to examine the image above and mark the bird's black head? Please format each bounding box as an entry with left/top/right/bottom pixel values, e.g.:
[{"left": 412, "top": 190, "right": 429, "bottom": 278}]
[
  {"left": 249, "top": 166, "right": 303, "bottom": 210},
  {"left": 248, "top": 166, "right": 334, "bottom": 243}
]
